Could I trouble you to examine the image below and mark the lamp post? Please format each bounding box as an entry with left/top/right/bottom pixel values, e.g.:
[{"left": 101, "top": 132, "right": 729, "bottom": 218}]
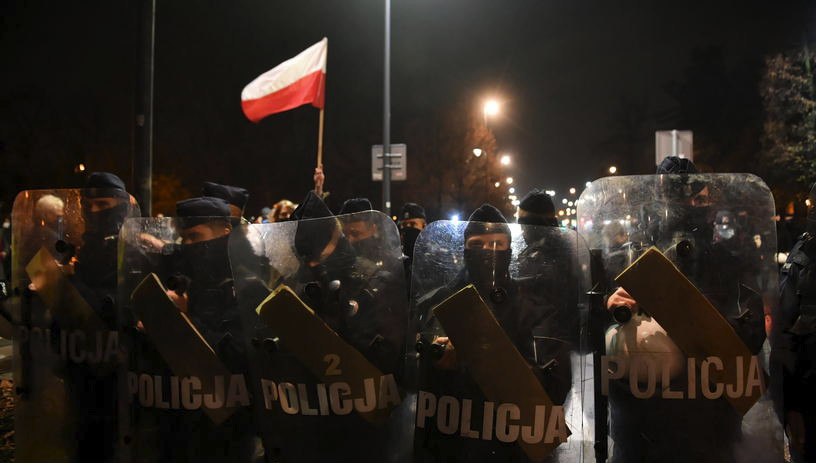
[{"left": 382, "top": 0, "right": 392, "bottom": 215}]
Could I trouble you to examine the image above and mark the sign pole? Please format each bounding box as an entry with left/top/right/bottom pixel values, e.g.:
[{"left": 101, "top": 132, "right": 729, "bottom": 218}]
[{"left": 382, "top": 0, "right": 392, "bottom": 215}]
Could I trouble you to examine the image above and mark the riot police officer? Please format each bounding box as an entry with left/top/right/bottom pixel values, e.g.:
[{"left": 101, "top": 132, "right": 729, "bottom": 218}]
[
  {"left": 591, "top": 167, "right": 773, "bottom": 463},
  {"left": 398, "top": 202, "right": 427, "bottom": 287},
  {"left": 11, "top": 172, "right": 140, "bottom": 463},
  {"left": 72, "top": 172, "right": 134, "bottom": 462},
  {"left": 779, "top": 183, "right": 816, "bottom": 462},
  {"left": 123, "top": 196, "right": 256, "bottom": 463},
  {"left": 413, "top": 204, "right": 575, "bottom": 462}
]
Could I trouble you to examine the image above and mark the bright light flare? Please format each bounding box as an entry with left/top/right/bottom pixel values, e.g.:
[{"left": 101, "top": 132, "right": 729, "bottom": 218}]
[
  {"left": 506, "top": 177, "right": 513, "bottom": 185},
  {"left": 484, "top": 100, "right": 500, "bottom": 117},
  {"left": 473, "top": 148, "right": 483, "bottom": 157},
  {"left": 609, "top": 166, "right": 618, "bottom": 174},
  {"left": 500, "top": 155, "right": 511, "bottom": 166}
]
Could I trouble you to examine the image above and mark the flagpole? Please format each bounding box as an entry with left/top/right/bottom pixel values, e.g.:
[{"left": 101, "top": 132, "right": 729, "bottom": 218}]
[{"left": 317, "top": 107, "right": 324, "bottom": 167}]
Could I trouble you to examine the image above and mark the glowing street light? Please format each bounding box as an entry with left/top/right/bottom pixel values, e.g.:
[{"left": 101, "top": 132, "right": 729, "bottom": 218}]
[
  {"left": 484, "top": 100, "right": 500, "bottom": 117},
  {"left": 500, "top": 154, "right": 511, "bottom": 166},
  {"left": 609, "top": 165, "right": 618, "bottom": 175},
  {"left": 562, "top": 198, "right": 568, "bottom": 204},
  {"left": 505, "top": 177, "right": 513, "bottom": 185},
  {"left": 569, "top": 187, "right": 576, "bottom": 195},
  {"left": 473, "top": 148, "right": 483, "bottom": 157},
  {"left": 509, "top": 187, "right": 515, "bottom": 194},
  {"left": 494, "top": 182, "right": 501, "bottom": 188},
  {"left": 585, "top": 181, "right": 592, "bottom": 188}
]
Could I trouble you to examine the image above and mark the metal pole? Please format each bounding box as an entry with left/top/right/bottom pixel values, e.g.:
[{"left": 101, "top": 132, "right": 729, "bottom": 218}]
[
  {"left": 135, "top": 0, "right": 155, "bottom": 217},
  {"left": 671, "top": 129, "right": 678, "bottom": 158},
  {"left": 382, "top": 0, "right": 391, "bottom": 216}
]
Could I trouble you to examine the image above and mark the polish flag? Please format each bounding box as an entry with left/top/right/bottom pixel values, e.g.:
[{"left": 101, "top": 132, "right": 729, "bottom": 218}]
[{"left": 241, "top": 38, "right": 327, "bottom": 123}]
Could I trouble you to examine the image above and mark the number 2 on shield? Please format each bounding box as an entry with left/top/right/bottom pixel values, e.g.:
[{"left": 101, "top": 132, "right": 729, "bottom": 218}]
[{"left": 323, "top": 354, "right": 342, "bottom": 376}]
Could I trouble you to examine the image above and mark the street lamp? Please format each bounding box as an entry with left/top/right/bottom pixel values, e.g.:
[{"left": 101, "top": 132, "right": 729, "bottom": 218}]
[
  {"left": 609, "top": 165, "right": 618, "bottom": 175},
  {"left": 494, "top": 182, "right": 501, "bottom": 188},
  {"left": 484, "top": 100, "right": 500, "bottom": 117},
  {"left": 509, "top": 187, "right": 515, "bottom": 194},
  {"left": 569, "top": 187, "right": 576, "bottom": 195},
  {"left": 500, "top": 154, "right": 511, "bottom": 166},
  {"left": 506, "top": 177, "right": 513, "bottom": 185},
  {"left": 473, "top": 148, "right": 483, "bottom": 157}
]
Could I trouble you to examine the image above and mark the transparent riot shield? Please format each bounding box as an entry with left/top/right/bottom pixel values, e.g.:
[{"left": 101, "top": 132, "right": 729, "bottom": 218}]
[
  {"left": 10, "top": 188, "right": 139, "bottom": 463},
  {"left": 408, "top": 220, "right": 591, "bottom": 463},
  {"left": 577, "top": 174, "right": 783, "bottom": 463},
  {"left": 229, "top": 210, "right": 410, "bottom": 463},
  {"left": 118, "top": 216, "right": 256, "bottom": 463}
]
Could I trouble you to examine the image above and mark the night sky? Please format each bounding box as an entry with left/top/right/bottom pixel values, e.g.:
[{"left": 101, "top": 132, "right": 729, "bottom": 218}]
[{"left": 1, "top": 0, "right": 814, "bottom": 218}]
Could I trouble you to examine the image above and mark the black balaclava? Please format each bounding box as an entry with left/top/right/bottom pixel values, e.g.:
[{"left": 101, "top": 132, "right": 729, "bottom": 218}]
[
  {"left": 662, "top": 176, "right": 713, "bottom": 243},
  {"left": 178, "top": 233, "right": 232, "bottom": 288},
  {"left": 400, "top": 226, "right": 421, "bottom": 259},
  {"left": 174, "top": 196, "right": 233, "bottom": 288},
  {"left": 808, "top": 183, "right": 816, "bottom": 236},
  {"left": 83, "top": 201, "right": 129, "bottom": 238},
  {"left": 463, "top": 204, "right": 513, "bottom": 298}
]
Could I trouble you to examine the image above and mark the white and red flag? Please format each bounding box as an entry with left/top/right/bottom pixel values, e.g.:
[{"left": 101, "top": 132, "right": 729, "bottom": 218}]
[{"left": 241, "top": 38, "right": 327, "bottom": 123}]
